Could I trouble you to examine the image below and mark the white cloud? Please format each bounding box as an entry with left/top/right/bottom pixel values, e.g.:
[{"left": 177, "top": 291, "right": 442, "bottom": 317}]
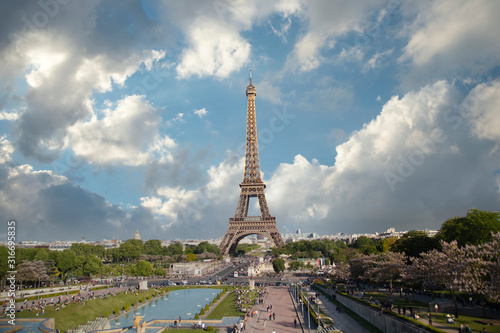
[
  {"left": 257, "top": 81, "right": 283, "bottom": 105},
  {"left": 0, "top": 3, "right": 166, "bottom": 162},
  {"left": 176, "top": 19, "right": 251, "bottom": 79},
  {"left": 163, "top": 0, "right": 302, "bottom": 79},
  {"left": 140, "top": 151, "right": 242, "bottom": 236},
  {"left": 268, "top": 80, "right": 499, "bottom": 234},
  {"left": 468, "top": 79, "right": 500, "bottom": 143},
  {"left": 0, "top": 111, "right": 20, "bottom": 121},
  {"left": 0, "top": 136, "right": 14, "bottom": 164},
  {"left": 269, "top": 17, "right": 293, "bottom": 43},
  {"left": 0, "top": 162, "right": 151, "bottom": 241},
  {"left": 363, "top": 48, "right": 394, "bottom": 72},
  {"left": 285, "top": 0, "right": 385, "bottom": 71},
  {"left": 66, "top": 95, "right": 175, "bottom": 166},
  {"left": 400, "top": 0, "right": 500, "bottom": 80},
  {"left": 194, "top": 108, "right": 208, "bottom": 118},
  {"left": 166, "top": 113, "right": 185, "bottom": 126}
]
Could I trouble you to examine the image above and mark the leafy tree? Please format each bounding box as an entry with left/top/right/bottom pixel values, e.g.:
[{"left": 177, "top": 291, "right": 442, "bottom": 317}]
[
  {"left": 144, "top": 240, "right": 163, "bottom": 255},
  {"left": 17, "top": 260, "right": 48, "bottom": 287},
  {"left": 186, "top": 253, "right": 197, "bottom": 262},
  {"left": 331, "top": 262, "right": 350, "bottom": 281},
  {"left": 353, "top": 236, "right": 377, "bottom": 255},
  {"left": 33, "top": 248, "right": 50, "bottom": 261},
  {"left": 456, "top": 233, "right": 500, "bottom": 316},
  {"left": 376, "top": 237, "right": 398, "bottom": 253},
  {"left": 361, "top": 252, "right": 406, "bottom": 290},
  {"left": 0, "top": 246, "right": 9, "bottom": 284},
  {"left": 82, "top": 255, "right": 103, "bottom": 276},
  {"left": 195, "top": 241, "right": 220, "bottom": 255},
  {"left": 154, "top": 267, "right": 166, "bottom": 277},
  {"left": 436, "top": 209, "right": 500, "bottom": 246},
  {"left": 135, "top": 260, "right": 153, "bottom": 276},
  {"left": 272, "top": 258, "right": 286, "bottom": 274},
  {"left": 55, "top": 250, "right": 78, "bottom": 278},
  {"left": 45, "top": 259, "right": 60, "bottom": 282},
  {"left": 16, "top": 248, "right": 37, "bottom": 262},
  {"left": 70, "top": 243, "right": 105, "bottom": 258},
  {"left": 288, "top": 260, "right": 305, "bottom": 271},
  {"left": 392, "top": 230, "right": 440, "bottom": 259},
  {"left": 403, "top": 240, "right": 465, "bottom": 316},
  {"left": 118, "top": 239, "right": 143, "bottom": 262},
  {"left": 163, "top": 243, "right": 183, "bottom": 256}
]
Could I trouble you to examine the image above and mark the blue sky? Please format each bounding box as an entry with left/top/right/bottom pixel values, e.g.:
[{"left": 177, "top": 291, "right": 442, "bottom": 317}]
[{"left": 1, "top": 0, "right": 499, "bottom": 242}]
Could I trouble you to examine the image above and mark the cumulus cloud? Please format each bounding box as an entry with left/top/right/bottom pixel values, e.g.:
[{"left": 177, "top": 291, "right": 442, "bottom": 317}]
[
  {"left": 66, "top": 95, "right": 175, "bottom": 166},
  {"left": 468, "top": 79, "right": 500, "bottom": 143},
  {"left": 140, "top": 151, "right": 243, "bottom": 238},
  {"left": 0, "top": 0, "right": 165, "bottom": 162},
  {"left": 0, "top": 163, "right": 157, "bottom": 241},
  {"left": 262, "top": 80, "right": 498, "bottom": 234},
  {"left": 400, "top": 0, "right": 500, "bottom": 83},
  {"left": 0, "top": 136, "right": 14, "bottom": 164},
  {"left": 161, "top": 0, "right": 301, "bottom": 79}
]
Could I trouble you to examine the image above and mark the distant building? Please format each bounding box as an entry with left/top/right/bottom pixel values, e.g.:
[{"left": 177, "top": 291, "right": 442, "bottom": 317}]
[{"left": 134, "top": 228, "right": 141, "bottom": 240}]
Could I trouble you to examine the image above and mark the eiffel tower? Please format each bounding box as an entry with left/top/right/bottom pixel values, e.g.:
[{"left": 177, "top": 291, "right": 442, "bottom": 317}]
[{"left": 219, "top": 72, "right": 285, "bottom": 256}]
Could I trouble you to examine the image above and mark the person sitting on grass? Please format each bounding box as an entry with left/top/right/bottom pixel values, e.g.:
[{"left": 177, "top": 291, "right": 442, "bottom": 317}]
[{"left": 446, "top": 314, "right": 454, "bottom": 324}]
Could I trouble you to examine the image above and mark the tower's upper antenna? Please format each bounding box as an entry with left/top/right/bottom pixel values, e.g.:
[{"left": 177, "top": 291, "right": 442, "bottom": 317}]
[{"left": 249, "top": 69, "right": 252, "bottom": 84}]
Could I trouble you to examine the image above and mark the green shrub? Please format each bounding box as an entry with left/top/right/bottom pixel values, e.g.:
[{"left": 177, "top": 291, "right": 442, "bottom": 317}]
[
  {"left": 124, "top": 304, "right": 130, "bottom": 311},
  {"left": 205, "top": 304, "right": 209, "bottom": 311},
  {"left": 206, "top": 326, "right": 214, "bottom": 331},
  {"left": 200, "top": 308, "right": 205, "bottom": 315},
  {"left": 104, "top": 312, "right": 109, "bottom": 318},
  {"left": 194, "top": 313, "right": 200, "bottom": 319},
  {"left": 114, "top": 307, "right": 120, "bottom": 315}
]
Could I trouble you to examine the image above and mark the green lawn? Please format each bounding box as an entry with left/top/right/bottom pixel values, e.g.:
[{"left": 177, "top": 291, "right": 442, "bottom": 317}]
[
  {"left": 205, "top": 291, "right": 246, "bottom": 319},
  {"left": 16, "top": 289, "right": 163, "bottom": 332},
  {"left": 426, "top": 313, "right": 500, "bottom": 333}
]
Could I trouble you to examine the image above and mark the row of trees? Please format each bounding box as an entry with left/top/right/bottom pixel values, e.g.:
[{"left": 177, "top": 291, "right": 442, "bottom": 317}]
[
  {"left": 0, "top": 239, "right": 222, "bottom": 285},
  {"left": 330, "top": 234, "right": 500, "bottom": 317}
]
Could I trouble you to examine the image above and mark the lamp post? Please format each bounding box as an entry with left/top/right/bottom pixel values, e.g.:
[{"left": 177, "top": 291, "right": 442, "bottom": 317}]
[{"left": 307, "top": 296, "right": 310, "bottom": 333}]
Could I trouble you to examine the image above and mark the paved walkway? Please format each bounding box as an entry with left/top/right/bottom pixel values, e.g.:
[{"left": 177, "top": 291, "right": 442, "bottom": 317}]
[
  {"left": 245, "top": 287, "right": 303, "bottom": 333},
  {"left": 303, "top": 288, "right": 370, "bottom": 333}
]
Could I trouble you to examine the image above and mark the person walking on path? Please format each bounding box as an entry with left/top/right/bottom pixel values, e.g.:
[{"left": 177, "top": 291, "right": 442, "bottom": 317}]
[
  {"left": 294, "top": 318, "right": 297, "bottom": 328},
  {"left": 434, "top": 303, "right": 438, "bottom": 315},
  {"left": 263, "top": 320, "right": 266, "bottom": 331},
  {"left": 428, "top": 313, "right": 432, "bottom": 326}
]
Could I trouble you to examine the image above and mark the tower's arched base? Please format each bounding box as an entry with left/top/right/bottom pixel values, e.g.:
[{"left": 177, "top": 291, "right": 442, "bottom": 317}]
[{"left": 219, "top": 217, "right": 285, "bottom": 256}]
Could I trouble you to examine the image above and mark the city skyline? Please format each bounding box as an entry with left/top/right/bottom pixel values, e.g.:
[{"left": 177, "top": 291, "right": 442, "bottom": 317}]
[{"left": 0, "top": 1, "right": 499, "bottom": 242}]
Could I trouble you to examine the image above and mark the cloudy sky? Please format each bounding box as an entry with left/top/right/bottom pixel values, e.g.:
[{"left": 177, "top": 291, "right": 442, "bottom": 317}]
[{"left": 1, "top": 0, "right": 499, "bottom": 242}]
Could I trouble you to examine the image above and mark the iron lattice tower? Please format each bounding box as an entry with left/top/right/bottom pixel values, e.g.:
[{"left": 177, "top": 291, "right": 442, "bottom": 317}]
[{"left": 219, "top": 74, "right": 285, "bottom": 256}]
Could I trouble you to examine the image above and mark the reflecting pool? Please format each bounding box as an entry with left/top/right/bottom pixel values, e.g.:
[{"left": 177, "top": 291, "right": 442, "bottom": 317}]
[
  {"left": 0, "top": 319, "right": 49, "bottom": 333},
  {"left": 111, "top": 288, "right": 223, "bottom": 327}
]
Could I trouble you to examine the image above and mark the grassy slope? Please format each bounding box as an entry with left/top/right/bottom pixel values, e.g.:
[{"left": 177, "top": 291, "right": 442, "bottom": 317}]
[{"left": 16, "top": 289, "right": 162, "bottom": 332}]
